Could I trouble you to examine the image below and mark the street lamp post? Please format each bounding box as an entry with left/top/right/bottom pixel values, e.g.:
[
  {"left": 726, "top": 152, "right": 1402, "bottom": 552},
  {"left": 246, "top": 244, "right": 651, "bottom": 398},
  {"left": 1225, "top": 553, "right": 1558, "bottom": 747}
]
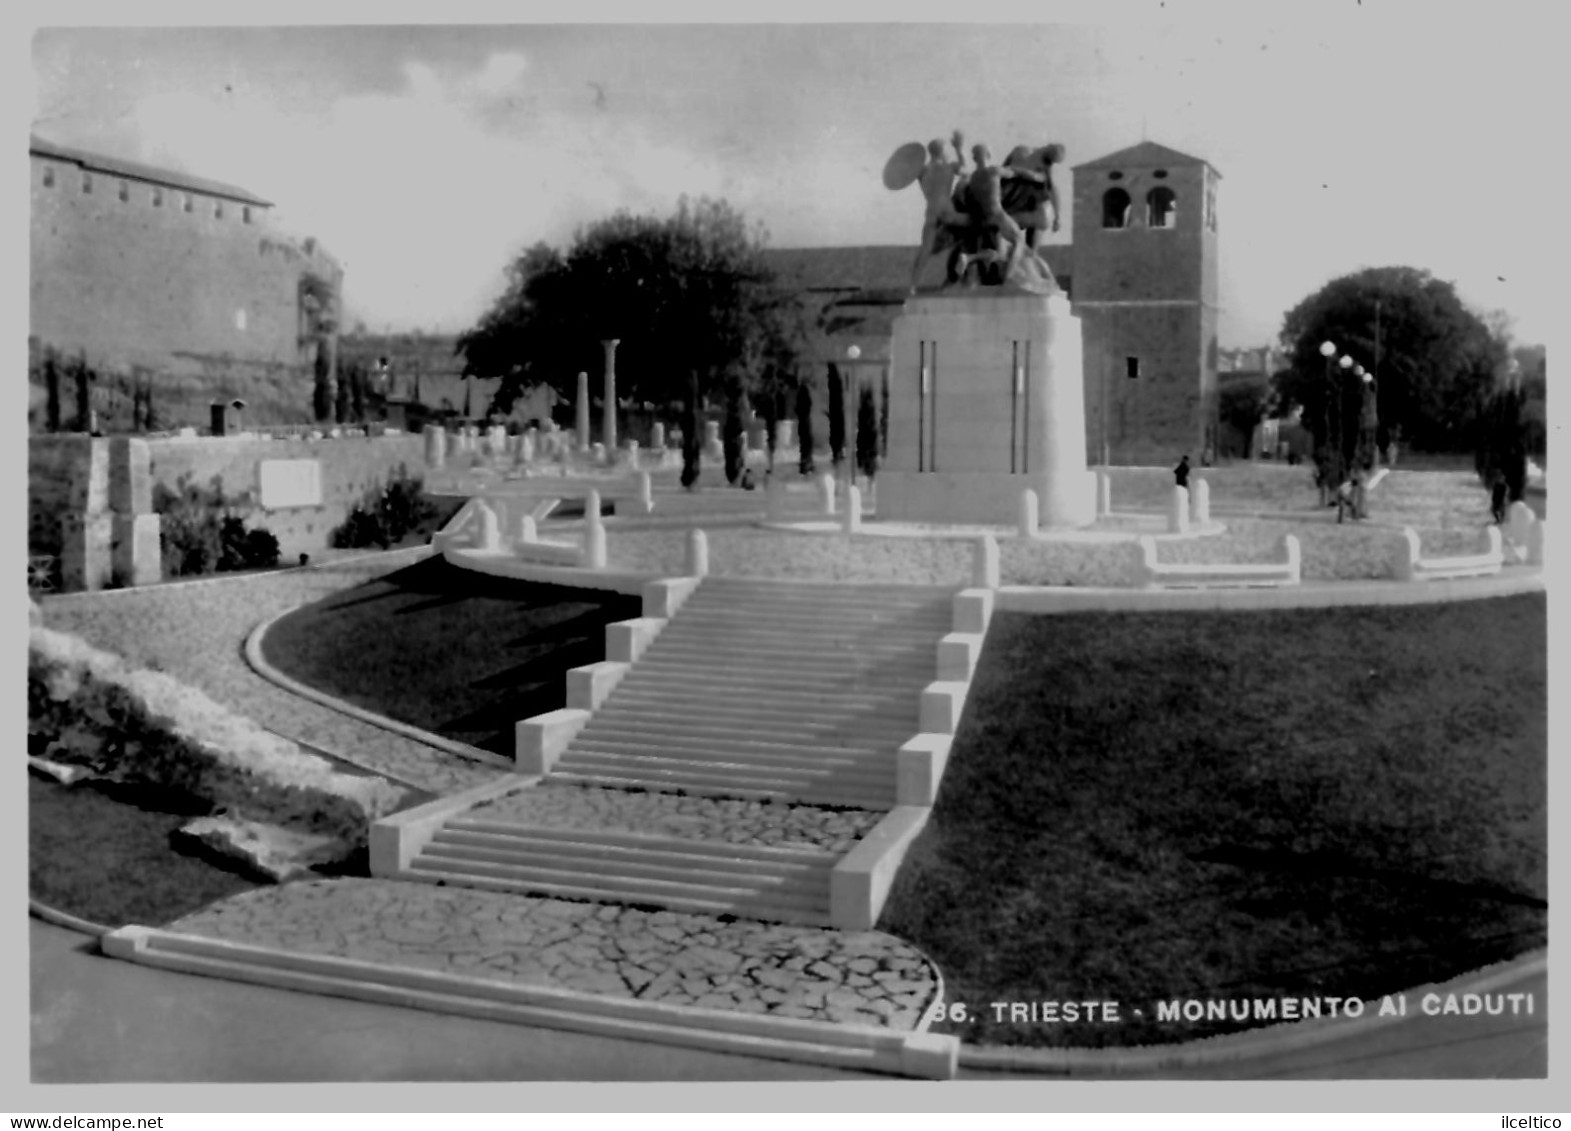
[{"left": 1319, "top": 340, "right": 1336, "bottom": 505}]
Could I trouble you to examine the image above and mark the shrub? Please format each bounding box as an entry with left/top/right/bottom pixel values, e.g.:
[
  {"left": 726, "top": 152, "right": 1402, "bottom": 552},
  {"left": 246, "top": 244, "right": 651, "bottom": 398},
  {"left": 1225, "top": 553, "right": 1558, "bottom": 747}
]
[
  {"left": 330, "top": 464, "right": 441, "bottom": 549},
  {"left": 153, "top": 475, "right": 282, "bottom": 577}
]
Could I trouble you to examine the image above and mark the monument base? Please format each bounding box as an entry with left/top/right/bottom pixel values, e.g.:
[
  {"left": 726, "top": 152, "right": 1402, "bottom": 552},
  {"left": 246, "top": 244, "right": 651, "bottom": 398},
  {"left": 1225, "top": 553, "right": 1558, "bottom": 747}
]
[
  {"left": 883, "top": 291, "right": 1096, "bottom": 529},
  {"left": 878, "top": 469, "right": 1096, "bottom": 528}
]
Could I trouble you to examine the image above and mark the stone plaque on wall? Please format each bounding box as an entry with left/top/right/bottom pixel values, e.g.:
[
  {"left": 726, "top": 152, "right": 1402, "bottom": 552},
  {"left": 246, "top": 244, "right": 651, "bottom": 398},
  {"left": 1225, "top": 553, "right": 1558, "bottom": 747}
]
[{"left": 259, "top": 459, "right": 323, "bottom": 509}]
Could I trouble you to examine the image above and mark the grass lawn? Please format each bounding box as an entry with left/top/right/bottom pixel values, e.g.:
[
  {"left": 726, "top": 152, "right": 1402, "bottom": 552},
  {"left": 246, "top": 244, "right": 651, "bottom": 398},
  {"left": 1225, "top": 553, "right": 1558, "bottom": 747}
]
[
  {"left": 879, "top": 592, "right": 1547, "bottom": 1049},
  {"left": 29, "top": 776, "right": 261, "bottom": 928},
  {"left": 260, "top": 556, "right": 643, "bottom": 754}
]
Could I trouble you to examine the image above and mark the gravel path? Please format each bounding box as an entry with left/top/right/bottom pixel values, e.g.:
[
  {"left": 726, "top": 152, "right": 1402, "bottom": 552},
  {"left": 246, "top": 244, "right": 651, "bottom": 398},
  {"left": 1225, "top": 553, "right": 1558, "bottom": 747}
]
[
  {"left": 169, "top": 879, "right": 940, "bottom": 1029},
  {"left": 471, "top": 781, "right": 885, "bottom": 854},
  {"left": 38, "top": 549, "right": 507, "bottom": 797}
]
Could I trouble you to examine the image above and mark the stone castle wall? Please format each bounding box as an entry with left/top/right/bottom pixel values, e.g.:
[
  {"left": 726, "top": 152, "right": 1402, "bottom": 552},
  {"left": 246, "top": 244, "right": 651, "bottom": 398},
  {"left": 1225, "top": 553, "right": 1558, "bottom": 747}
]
[{"left": 29, "top": 151, "right": 341, "bottom": 389}]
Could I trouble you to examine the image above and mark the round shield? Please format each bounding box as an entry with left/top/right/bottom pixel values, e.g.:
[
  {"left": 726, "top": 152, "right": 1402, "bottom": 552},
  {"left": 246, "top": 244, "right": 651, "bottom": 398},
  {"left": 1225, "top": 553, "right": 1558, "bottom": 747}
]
[{"left": 882, "top": 142, "right": 928, "bottom": 191}]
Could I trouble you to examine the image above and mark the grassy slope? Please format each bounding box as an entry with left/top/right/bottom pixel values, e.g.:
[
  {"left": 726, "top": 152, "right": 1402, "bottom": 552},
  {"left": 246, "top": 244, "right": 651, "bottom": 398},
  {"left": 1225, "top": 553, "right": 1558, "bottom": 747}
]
[
  {"left": 879, "top": 593, "right": 1547, "bottom": 1049},
  {"left": 259, "top": 556, "right": 643, "bottom": 754},
  {"left": 29, "top": 777, "right": 261, "bottom": 927}
]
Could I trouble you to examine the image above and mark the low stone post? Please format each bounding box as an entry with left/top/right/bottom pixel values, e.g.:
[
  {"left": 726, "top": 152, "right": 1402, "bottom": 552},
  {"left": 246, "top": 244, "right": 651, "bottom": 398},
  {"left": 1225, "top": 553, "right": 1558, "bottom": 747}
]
[
  {"left": 592, "top": 442, "right": 606, "bottom": 465},
  {"left": 518, "top": 431, "right": 535, "bottom": 466},
  {"left": 1390, "top": 527, "right": 1421, "bottom": 581},
  {"left": 819, "top": 472, "right": 836, "bottom": 516},
  {"left": 1281, "top": 533, "right": 1302, "bottom": 583},
  {"left": 424, "top": 424, "right": 447, "bottom": 468},
  {"left": 1018, "top": 488, "right": 1039, "bottom": 538},
  {"left": 704, "top": 420, "right": 724, "bottom": 461},
  {"left": 475, "top": 500, "right": 500, "bottom": 551},
  {"left": 1528, "top": 520, "right": 1546, "bottom": 567},
  {"left": 1096, "top": 471, "right": 1111, "bottom": 518},
  {"left": 845, "top": 485, "right": 863, "bottom": 533},
  {"left": 519, "top": 515, "right": 538, "bottom": 544},
  {"left": 972, "top": 533, "right": 1000, "bottom": 589},
  {"left": 626, "top": 439, "right": 640, "bottom": 468},
  {"left": 1168, "top": 486, "right": 1190, "bottom": 534},
  {"left": 582, "top": 489, "right": 606, "bottom": 569},
  {"left": 1191, "top": 478, "right": 1210, "bottom": 525},
  {"left": 651, "top": 422, "right": 666, "bottom": 451},
  {"left": 687, "top": 528, "right": 709, "bottom": 578},
  {"left": 60, "top": 438, "right": 112, "bottom": 592},
  {"left": 635, "top": 470, "right": 654, "bottom": 514}
]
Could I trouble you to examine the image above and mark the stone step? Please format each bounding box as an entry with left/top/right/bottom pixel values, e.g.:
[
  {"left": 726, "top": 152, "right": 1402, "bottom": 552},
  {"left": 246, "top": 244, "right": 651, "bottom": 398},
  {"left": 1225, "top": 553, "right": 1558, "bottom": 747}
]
[
  {"left": 596, "top": 694, "right": 920, "bottom": 728},
  {"left": 633, "top": 645, "right": 937, "bottom": 676},
  {"left": 434, "top": 828, "right": 834, "bottom": 874},
  {"left": 546, "top": 771, "right": 895, "bottom": 810},
  {"left": 693, "top": 579, "right": 954, "bottom": 604},
  {"left": 606, "top": 682, "right": 925, "bottom": 711},
  {"left": 662, "top": 609, "right": 942, "bottom": 634},
  {"left": 580, "top": 713, "right": 916, "bottom": 744},
  {"left": 570, "top": 731, "right": 894, "bottom": 763},
  {"left": 614, "top": 664, "right": 931, "bottom": 696},
  {"left": 401, "top": 866, "right": 830, "bottom": 925},
  {"left": 419, "top": 839, "right": 832, "bottom": 893},
  {"left": 447, "top": 819, "right": 844, "bottom": 862},
  {"left": 576, "top": 723, "right": 907, "bottom": 756}
]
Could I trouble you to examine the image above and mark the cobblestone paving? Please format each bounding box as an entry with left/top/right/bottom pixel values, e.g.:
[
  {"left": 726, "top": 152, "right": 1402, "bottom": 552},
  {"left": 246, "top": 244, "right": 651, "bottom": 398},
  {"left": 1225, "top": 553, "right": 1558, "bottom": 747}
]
[
  {"left": 470, "top": 781, "right": 885, "bottom": 854},
  {"left": 38, "top": 549, "right": 507, "bottom": 797},
  {"left": 169, "top": 879, "right": 940, "bottom": 1029}
]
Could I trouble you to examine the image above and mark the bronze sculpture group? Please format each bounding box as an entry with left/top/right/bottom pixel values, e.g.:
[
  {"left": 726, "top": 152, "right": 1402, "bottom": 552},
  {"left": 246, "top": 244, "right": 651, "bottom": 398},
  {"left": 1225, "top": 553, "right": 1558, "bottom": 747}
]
[{"left": 886, "top": 131, "right": 1065, "bottom": 293}]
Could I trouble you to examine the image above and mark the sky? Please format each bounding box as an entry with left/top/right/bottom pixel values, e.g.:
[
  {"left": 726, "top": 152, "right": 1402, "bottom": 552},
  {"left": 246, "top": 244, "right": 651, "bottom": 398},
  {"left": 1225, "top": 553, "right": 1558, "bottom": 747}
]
[{"left": 24, "top": 5, "right": 1562, "bottom": 348}]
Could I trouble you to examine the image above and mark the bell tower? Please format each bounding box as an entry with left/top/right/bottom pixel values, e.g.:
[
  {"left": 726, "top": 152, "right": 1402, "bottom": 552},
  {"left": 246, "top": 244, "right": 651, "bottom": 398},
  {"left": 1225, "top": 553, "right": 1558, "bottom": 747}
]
[{"left": 1071, "top": 141, "right": 1220, "bottom": 465}]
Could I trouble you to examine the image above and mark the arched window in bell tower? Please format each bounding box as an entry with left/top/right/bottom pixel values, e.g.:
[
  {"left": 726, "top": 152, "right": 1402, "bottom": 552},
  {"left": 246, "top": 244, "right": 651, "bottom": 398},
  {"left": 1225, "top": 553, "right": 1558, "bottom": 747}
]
[
  {"left": 1102, "top": 187, "right": 1132, "bottom": 229},
  {"left": 1147, "top": 186, "right": 1177, "bottom": 229}
]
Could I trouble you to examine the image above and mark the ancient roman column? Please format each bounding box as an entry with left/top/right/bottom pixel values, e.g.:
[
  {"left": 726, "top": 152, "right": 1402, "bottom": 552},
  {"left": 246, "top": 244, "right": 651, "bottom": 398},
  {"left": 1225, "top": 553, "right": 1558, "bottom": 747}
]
[
  {"left": 602, "top": 339, "right": 620, "bottom": 451},
  {"left": 576, "top": 371, "right": 591, "bottom": 451}
]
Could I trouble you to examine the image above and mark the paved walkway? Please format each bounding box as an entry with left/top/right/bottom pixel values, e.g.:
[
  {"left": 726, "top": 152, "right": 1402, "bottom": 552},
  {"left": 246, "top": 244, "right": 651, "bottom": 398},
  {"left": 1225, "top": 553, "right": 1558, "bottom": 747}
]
[
  {"left": 163, "top": 878, "right": 937, "bottom": 1029},
  {"left": 30, "top": 921, "right": 859, "bottom": 1082}
]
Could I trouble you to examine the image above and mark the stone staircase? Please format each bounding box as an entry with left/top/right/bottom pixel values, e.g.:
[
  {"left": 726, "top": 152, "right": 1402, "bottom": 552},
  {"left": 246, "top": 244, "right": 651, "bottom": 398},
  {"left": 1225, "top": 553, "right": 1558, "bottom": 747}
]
[
  {"left": 404, "top": 819, "right": 837, "bottom": 925},
  {"left": 548, "top": 577, "right": 956, "bottom": 808}
]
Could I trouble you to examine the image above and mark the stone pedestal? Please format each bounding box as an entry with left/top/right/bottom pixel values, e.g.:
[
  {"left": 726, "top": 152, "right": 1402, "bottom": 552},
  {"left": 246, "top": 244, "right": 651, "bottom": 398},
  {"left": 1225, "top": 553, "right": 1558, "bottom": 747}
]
[
  {"left": 109, "top": 438, "right": 152, "bottom": 515},
  {"left": 61, "top": 513, "right": 114, "bottom": 592},
  {"left": 425, "top": 426, "right": 447, "bottom": 468},
  {"left": 879, "top": 292, "right": 1094, "bottom": 528},
  {"left": 112, "top": 514, "right": 162, "bottom": 587},
  {"left": 67, "top": 438, "right": 111, "bottom": 514}
]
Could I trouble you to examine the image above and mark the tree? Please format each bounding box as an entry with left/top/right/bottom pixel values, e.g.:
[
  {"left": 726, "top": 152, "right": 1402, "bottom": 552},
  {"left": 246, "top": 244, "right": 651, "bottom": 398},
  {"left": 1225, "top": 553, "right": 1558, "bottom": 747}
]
[
  {"left": 1218, "top": 379, "right": 1274, "bottom": 459},
  {"left": 1274, "top": 266, "right": 1506, "bottom": 459},
  {"left": 827, "top": 364, "right": 846, "bottom": 466},
  {"left": 856, "top": 386, "right": 879, "bottom": 481},
  {"left": 722, "top": 374, "right": 746, "bottom": 485},
  {"left": 458, "top": 197, "right": 806, "bottom": 467},
  {"left": 796, "top": 383, "right": 815, "bottom": 476}
]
